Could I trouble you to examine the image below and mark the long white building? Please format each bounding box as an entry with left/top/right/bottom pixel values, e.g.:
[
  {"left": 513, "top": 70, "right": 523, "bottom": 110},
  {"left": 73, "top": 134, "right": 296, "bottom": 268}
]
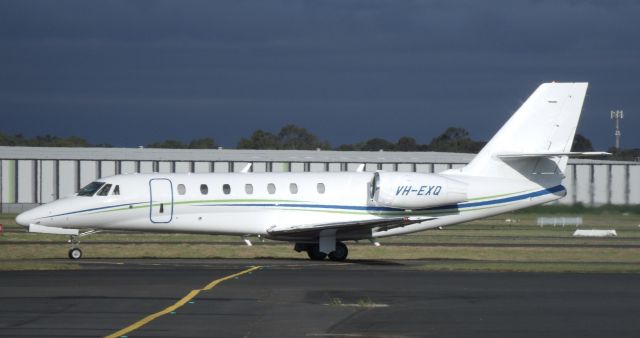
[{"left": 1, "top": 146, "right": 638, "bottom": 213}]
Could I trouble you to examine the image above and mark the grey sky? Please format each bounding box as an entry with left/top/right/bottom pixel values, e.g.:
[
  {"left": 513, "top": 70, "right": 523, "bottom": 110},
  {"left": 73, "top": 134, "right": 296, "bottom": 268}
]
[{"left": 1, "top": 0, "right": 638, "bottom": 149}]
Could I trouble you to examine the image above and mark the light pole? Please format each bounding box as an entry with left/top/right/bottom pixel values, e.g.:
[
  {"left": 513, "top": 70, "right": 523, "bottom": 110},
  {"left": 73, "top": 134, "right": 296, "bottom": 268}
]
[{"left": 610, "top": 110, "right": 624, "bottom": 150}]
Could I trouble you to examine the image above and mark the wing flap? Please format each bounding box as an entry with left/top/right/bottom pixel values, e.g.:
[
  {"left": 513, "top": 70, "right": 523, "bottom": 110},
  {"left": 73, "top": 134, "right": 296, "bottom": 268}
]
[{"left": 267, "top": 216, "right": 433, "bottom": 238}]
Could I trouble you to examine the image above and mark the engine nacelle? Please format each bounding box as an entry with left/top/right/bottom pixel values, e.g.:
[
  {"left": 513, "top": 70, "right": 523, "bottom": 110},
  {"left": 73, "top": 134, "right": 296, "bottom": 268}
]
[{"left": 371, "top": 172, "right": 468, "bottom": 209}]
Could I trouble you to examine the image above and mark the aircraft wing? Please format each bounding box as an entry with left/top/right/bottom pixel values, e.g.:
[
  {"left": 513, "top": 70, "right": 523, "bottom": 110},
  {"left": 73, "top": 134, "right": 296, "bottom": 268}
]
[{"left": 266, "top": 216, "right": 434, "bottom": 238}]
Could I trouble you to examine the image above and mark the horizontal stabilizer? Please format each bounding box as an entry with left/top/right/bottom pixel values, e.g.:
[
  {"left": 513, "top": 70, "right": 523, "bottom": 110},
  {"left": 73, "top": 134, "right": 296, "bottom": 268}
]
[
  {"left": 496, "top": 151, "right": 610, "bottom": 159},
  {"left": 267, "top": 216, "right": 433, "bottom": 237}
]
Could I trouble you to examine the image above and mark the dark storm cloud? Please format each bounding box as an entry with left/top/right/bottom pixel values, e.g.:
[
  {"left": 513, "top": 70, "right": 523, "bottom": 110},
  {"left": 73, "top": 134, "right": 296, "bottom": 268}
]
[{"left": 1, "top": 0, "right": 639, "bottom": 148}]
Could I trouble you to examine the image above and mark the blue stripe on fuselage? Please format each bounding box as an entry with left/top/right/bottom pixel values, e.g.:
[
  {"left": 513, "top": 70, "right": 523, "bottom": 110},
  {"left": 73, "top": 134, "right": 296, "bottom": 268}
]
[
  {"left": 41, "top": 202, "right": 148, "bottom": 219},
  {"left": 420, "top": 185, "right": 566, "bottom": 211}
]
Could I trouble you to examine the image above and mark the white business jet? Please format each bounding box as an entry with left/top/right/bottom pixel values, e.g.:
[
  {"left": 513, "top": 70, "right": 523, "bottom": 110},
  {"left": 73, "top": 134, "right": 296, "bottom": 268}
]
[{"left": 16, "top": 82, "right": 606, "bottom": 261}]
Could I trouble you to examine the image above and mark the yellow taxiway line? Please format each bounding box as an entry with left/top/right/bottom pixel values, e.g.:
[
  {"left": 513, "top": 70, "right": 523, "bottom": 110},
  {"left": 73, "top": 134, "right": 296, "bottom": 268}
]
[{"left": 105, "top": 265, "right": 262, "bottom": 338}]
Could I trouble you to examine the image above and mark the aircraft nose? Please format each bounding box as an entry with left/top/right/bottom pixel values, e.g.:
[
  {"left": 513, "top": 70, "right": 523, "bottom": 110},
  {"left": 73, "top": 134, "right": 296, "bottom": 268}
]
[{"left": 16, "top": 209, "right": 36, "bottom": 227}]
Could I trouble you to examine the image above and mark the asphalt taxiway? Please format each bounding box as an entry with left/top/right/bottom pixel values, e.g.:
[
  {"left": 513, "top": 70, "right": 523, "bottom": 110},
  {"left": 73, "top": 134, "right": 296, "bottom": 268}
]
[{"left": 1, "top": 259, "right": 640, "bottom": 337}]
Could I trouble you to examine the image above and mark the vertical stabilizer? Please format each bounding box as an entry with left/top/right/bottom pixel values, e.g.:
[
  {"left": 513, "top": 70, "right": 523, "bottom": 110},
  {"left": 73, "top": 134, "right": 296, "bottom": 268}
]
[{"left": 460, "top": 82, "right": 588, "bottom": 180}]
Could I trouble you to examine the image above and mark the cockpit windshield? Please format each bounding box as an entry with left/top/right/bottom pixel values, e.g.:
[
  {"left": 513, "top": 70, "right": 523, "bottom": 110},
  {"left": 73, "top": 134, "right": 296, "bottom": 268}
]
[
  {"left": 96, "top": 184, "right": 112, "bottom": 196},
  {"left": 78, "top": 181, "right": 105, "bottom": 197}
]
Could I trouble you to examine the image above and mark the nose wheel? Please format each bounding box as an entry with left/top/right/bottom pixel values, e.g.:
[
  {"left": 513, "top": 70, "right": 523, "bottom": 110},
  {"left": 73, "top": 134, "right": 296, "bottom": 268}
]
[
  {"left": 68, "top": 247, "right": 82, "bottom": 260},
  {"left": 68, "top": 234, "right": 82, "bottom": 260},
  {"left": 65, "top": 230, "right": 100, "bottom": 260}
]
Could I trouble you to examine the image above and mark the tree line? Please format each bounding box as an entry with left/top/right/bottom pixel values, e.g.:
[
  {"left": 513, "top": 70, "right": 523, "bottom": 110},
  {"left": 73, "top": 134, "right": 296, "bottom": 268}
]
[
  {"left": 1, "top": 125, "right": 638, "bottom": 160},
  {"left": 152, "top": 124, "right": 488, "bottom": 153}
]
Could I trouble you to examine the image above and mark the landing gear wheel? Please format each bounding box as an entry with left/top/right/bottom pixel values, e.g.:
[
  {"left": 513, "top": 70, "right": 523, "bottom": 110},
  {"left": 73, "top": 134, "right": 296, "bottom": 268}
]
[
  {"left": 68, "top": 247, "right": 82, "bottom": 260},
  {"left": 328, "top": 242, "right": 348, "bottom": 262},
  {"left": 307, "top": 245, "right": 327, "bottom": 260}
]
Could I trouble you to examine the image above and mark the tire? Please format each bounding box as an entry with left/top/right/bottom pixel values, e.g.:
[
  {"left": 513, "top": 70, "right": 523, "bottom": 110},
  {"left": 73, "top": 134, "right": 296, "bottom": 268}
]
[
  {"left": 307, "top": 245, "right": 327, "bottom": 260},
  {"left": 68, "top": 248, "right": 82, "bottom": 260},
  {"left": 328, "top": 242, "right": 348, "bottom": 262}
]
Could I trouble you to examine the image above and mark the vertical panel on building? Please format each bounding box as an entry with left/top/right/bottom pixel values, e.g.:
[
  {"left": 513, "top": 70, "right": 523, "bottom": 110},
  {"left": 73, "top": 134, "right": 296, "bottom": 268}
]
[
  {"left": 286, "top": 162, "right": 300, "bottom": 173},
  {"left": 120, "top": 161, "right": 136, "bottom": 174},
  {"left": 328, "top": 163, "right": 341, "bottom": 172},
  {"left": 592, "top": 165, "right": 608, "bottom": 205},
  {"left": 40, "top": 160, "right": 56, "bottom": 203},
  {"left": 364, "top": 163, "right": 378, "bottom": 172},
  {"left": 574, "top": 165, "right": 591, "bottom": 205},
  {"left": 309, "top": 163, "right": 325, "bottom": 172},
  {"left": 79, "top": 161, "right": 98, "bottom": 189},
  {"left": 158, "top": 162, "right": 172, "bottom": 173},
  {"left": 271, "top": 162, "right": 288, "bottom": 172},
  {"left": 231, "top": 162, "right": 249, "bottom": 172},
  {"left": 559, "top": 165, "right": 575, "bottom": 205},
  {"left": 58, "top": 161, "right": 77, "bottom": 197},
  {"left": 193, "top": 162, "right": 209, "bottom": 173},
  {"left": 380, "top": 163, "right": 394, "bottom": 171},
  {"left": 210, "top": 162, "right": 225, "bottom": 173},
  {"left": 610, "top": 165, "right": 626, "bottom": 204},
  {"left": 173, "top": 162, "right": 190, "bottom": 173},
  {"left": 433, "top": 164, "right": 449, "bottom": 173},
  {"left": 628, "top": 165, "right": 640, "bottom": 204},
  {"left": 17, "top": 160, "right": 34, "bottom": 203},
  {"left": 397, "top": 163, "right": 413, "bottom": 172},
  {"left": 211, "top": 162, "right": 227, "bottom": 173},
  {"left": 415, "top": 164, "right": 431, "bottom": 173},
  {"left": 139, "top": 161, "right": 154, "bottom": 173},
  {"left": 1, "top": 160, "right": 15, "bottom": 204},
  {"left": 100, "top": 161, "right": 116, "bottom": 177},
  {"left": 252, "top": 162, "right": 267, "bottom": 173},
  {"left": 345, "top": 163, "right": 361, "bottom": 172}
]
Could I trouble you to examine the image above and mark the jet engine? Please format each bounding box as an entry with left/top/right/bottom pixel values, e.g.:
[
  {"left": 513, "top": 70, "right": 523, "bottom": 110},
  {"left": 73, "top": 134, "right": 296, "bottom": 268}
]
[{"left": 371, "top": 172, "right": 468, "bottom": 209}]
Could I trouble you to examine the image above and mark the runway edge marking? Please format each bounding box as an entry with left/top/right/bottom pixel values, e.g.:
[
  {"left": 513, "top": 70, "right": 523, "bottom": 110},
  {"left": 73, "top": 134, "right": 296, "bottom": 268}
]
[{"left": 105, "top": 265, "right": 261, "bottom": 338}]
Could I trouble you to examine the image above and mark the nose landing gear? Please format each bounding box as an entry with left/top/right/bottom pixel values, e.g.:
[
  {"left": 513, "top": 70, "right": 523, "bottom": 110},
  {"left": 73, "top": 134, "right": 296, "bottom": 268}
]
[
  {"left": 68, "top": 247, "right": 82, "bottom": 260},
  {"left": 66, "top": 230, "right": 100, "bottom": 260},
  {"left": 68, "top": 235, "right": 82, "bottom": 260}
]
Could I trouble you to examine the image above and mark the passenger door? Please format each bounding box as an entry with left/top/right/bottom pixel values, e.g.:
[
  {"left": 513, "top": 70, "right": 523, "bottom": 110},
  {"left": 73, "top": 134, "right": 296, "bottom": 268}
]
[{"left": 149, "top": 178, "right": 173, "bottom": 223}]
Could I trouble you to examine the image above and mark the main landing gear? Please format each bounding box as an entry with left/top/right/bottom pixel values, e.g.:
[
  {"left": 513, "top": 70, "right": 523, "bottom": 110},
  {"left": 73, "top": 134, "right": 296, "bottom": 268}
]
[{"left": 295, "top": 242, "right": 349, "bottom": 261}]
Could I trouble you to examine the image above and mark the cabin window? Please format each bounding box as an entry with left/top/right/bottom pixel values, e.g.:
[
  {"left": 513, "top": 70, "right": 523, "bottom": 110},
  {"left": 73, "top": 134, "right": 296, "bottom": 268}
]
[
  {"left": 317, "top": 183, "right": 325, "bottom": 194},
  {"left": 245, "top": 184, "right": 253, "bottom": 194},
  {"left": 289, "top": 183, "right": 298, "bottom": 194},
  {"left": 267, "top": 183, "right": 276, "bottom": 194},
  {"left": 223, "top": 184, "right": 231, "bottom": 195},
  {"left": 200, "top": 184, "right": 208, "bottom": 195},
  {"left": 177, "top": 184, "right": 186, "bottom": 195},
  {"left": 96, "top": 184, "right": 112, "bottom": 196},
  {"left": 112, "top": 185, "right": 120, "bottom": 195},
  {"left": 78, "top": 181, "right": 105, "bottom": 197}
]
